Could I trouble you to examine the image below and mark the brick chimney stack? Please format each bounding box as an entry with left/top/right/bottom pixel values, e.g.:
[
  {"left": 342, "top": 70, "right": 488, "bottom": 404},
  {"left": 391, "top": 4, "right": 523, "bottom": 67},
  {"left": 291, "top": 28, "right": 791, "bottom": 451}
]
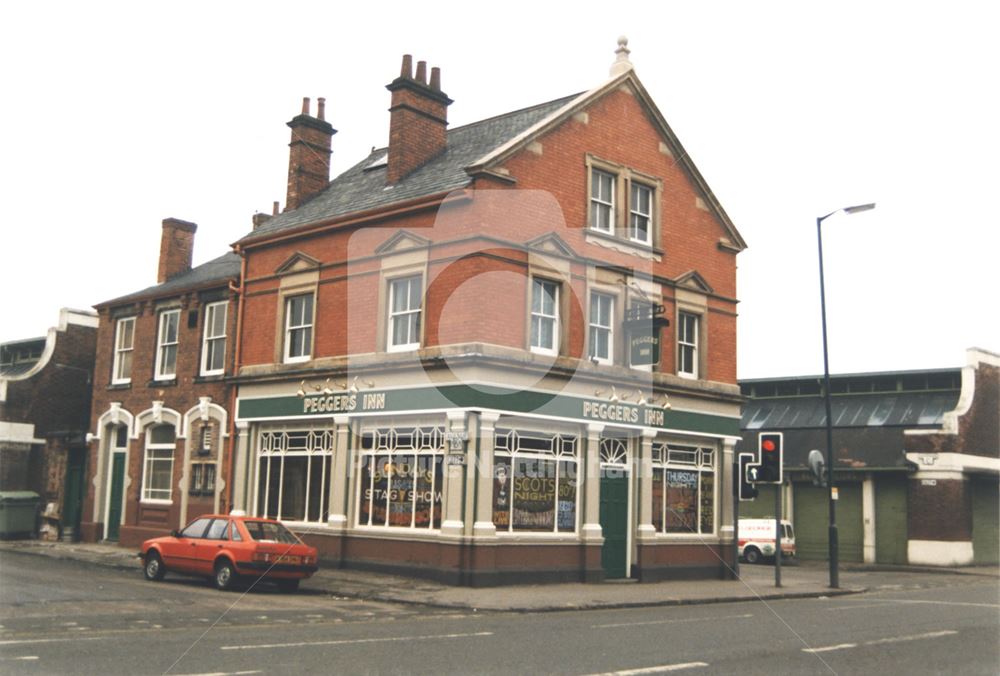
[
  {"left": 158, "top": 218, "right": 197, "bottom": 283},
  {"left": 385, "top": 55, "right": 453, "bottom": 185},
  {"left": 285, "top": 96, "right": 337, "bottom": 211}
]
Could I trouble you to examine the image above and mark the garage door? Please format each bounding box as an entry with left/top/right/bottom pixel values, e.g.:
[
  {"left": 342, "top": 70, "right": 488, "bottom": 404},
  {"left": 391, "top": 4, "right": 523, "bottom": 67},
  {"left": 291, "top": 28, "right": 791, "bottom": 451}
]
[
  {"left": 875, "top": 475, "right": 908, "bottom": 565},
  {"left": 794, "top": 481, "right": 863, "bottom": 562},
  {"left": 972, "top": 476, "right": 999, "bottom": 565}
]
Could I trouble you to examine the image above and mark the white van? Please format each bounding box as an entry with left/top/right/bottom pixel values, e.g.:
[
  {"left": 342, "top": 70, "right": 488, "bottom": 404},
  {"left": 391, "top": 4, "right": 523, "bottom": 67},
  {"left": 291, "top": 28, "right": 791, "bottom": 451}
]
[{"left": 738, "top": 518, "right": 796, "bottom": 564}]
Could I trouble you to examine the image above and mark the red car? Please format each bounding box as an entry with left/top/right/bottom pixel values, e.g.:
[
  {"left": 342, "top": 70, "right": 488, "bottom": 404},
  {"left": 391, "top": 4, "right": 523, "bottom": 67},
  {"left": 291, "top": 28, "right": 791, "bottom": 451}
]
[{"left": 139, "top": 513, "right": 319, "bottom": 592}]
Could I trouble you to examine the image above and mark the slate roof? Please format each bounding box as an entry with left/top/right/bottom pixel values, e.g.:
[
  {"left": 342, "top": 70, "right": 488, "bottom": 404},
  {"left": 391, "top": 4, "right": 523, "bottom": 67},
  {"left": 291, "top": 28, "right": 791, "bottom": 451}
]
[
  {"left": 242, "top": 94, "right": 580, "bottom": 241},
  {"left": 96, "top": 251, "right": 241, "bottom": 308}
]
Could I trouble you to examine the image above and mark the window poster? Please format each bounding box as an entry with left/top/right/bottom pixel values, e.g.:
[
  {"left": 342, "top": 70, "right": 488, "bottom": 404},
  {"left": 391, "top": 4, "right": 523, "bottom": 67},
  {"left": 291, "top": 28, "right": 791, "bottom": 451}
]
[
  {"left": 699, "top": 473, "right": 714, "bottom": 533},
  {"left": 557, "top": 459, "right": 577, "bottom": 532},
  {"left": 651, "top": 467, "right": 664, "bottom": 532},
  {"left": 664, "top": 469, "right": 697, "bottom": 533},
  {"left": 511, "top": 457, "right": 556, "bottom": 531},
  {"left": 493, "top": 458, "right": 512, "bottom": 527}
]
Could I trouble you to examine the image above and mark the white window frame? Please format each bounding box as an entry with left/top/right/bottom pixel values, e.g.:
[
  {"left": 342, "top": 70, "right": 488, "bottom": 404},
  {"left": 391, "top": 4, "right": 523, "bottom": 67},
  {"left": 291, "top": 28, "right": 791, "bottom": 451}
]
[
  {"left": 254, "top": 427, "right": 334, "bottom": 524},
  {"left": 530, "top": 278, "right": 560, "bottom": 356},
  {"left": 588, "top": 292, "right": 614, "bottom": 365},
  {"left": 492, "top": 427, "right": 580, "bottom": 535},
  {"left": 200, "top": 301, "right": 227, "bottom": 376},
  {"left": 111, "top": 317, "right": 135, "bottom": 384},
  {"left": 356, "top": 425, "right": 445, "bottom": 530},
  {"left": 590, "top": 168, "right": 615, "bottom": 234},
  {"left": 141, "top": 425, "right": 175, "bottom": 503},
  {"left": 387, "top": 275, "right": 422, "bottom": 352},
  {"left": 651, "top": 441, "right": 717, "bottom": 536},
  {"left": 283, "top": 293, "right": 314, "bottom": 364},
  {"left": 678, "top": 311, "right": 699, "bottom": 379},
  {"left": 628, "top": 182, "right": 653, "bottom": 245},
  {"left": 154, "top": 309, "right": 180, "bottom": 381}
]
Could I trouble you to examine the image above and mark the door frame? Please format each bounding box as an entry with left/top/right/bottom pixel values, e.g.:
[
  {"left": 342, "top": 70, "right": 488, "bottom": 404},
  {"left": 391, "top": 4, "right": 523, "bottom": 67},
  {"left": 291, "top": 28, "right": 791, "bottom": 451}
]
[{"left": 102, "top": 427, "right": 130, "bottom": 541}]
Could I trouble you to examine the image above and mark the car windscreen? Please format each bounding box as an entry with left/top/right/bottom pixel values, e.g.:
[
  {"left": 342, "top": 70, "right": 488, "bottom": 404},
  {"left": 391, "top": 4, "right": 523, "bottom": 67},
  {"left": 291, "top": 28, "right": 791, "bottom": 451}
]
[{"left": 243, "top": 521, "right": 301, "bottom": 544}]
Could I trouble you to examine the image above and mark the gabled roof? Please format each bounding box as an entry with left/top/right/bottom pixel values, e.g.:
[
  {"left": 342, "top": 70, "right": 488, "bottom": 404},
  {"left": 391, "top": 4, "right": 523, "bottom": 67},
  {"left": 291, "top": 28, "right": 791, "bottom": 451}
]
[
  {"left": 96, "top": 251, "right": 241, "bottom": 308},
  {"left": 242, "top": 94, "right": 579, "bottom": 242}
]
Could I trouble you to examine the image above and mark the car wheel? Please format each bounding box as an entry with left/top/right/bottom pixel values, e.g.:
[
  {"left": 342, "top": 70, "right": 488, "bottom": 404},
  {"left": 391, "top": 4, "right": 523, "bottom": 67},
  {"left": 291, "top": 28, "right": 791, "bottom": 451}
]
[
  {"left": 214, "top": 560, "right": 236, "bottom": 591},
  {"left": 277, "top": 579, "right": 300, "bottom": 593},
  {"left": 744, "top": 547, "right": 761, "bottom": 565},
  {"left": 143, "top": 552, "right": 166, "bottom": 581}
]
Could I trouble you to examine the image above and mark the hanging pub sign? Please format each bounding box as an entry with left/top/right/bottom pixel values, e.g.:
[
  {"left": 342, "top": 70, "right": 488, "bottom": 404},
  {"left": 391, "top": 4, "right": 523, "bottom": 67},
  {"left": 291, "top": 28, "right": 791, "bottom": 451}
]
[{"left": 623, "top": 303, "right": 670, "bottom": 367}]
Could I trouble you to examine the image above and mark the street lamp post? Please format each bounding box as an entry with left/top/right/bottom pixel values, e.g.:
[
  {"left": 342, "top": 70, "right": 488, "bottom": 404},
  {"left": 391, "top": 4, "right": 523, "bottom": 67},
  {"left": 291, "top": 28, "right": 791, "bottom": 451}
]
[{"left": 816, "top": 202, "right": 875, "bottom": 589}]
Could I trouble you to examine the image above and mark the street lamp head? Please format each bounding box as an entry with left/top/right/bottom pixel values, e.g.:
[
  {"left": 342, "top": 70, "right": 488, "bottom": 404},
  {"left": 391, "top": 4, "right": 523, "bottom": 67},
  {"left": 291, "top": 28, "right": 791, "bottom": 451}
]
[{"left": 843, "top": 202, "right": 876, "bottom": 215}]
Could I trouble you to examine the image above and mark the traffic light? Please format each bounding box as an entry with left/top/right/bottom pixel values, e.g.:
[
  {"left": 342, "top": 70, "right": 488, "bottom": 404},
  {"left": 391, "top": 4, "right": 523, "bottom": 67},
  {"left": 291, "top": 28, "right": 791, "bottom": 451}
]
[
  {"left": 737, "top": 452, "right": 758, "bottom": 501},
  {"left": 756, "top": 432, "right": 783, "bottom": 483}
]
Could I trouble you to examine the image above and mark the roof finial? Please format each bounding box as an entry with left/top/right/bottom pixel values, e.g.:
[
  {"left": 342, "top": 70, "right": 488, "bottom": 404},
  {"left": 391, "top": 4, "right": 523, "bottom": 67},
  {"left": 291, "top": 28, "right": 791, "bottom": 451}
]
[{"left": 610, "top": 35, "right": 633, "bottom": 77}]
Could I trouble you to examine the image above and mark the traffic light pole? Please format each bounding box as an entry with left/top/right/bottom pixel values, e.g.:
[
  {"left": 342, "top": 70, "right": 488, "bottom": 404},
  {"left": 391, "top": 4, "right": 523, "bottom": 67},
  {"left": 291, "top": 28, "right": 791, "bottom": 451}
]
[
  {"left": 774, "top": 483, "right": 782, "bottom": 588},
  {"left": 731, "top": 460, "right": 740, "bottom": 579}
]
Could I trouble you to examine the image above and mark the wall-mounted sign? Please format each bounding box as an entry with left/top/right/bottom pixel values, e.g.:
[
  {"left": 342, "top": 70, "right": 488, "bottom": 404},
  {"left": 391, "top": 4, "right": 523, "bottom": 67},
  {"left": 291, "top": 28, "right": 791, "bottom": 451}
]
[{"left": 623, "top": 304, "right": 670, "bottom": 367}]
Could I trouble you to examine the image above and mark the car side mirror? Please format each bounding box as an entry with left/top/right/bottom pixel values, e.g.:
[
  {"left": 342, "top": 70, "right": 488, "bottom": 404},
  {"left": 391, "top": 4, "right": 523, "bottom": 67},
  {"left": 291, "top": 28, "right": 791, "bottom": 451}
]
[{"left": 170, "top": 530, "right": 180, "bottom": 538}]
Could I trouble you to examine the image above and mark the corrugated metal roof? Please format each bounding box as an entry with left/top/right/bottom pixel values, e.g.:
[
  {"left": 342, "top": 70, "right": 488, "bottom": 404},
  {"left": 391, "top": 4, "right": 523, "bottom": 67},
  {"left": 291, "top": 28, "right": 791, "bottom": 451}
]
[{"left": 742, "top": 391, "right": 961, "bottom": 431}]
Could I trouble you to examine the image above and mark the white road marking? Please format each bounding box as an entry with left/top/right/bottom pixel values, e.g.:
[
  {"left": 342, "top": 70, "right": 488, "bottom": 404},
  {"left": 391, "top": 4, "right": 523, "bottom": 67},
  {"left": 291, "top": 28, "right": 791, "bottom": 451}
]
[
  {"left": 0, "top": 656, "right": 40, "bottom": 662},
  {"left": 175, "top": 671, "right": 262, "bottom": 676},
  {"left": 0, "top": 636, "right": 112, "bottom": 646},
  {"left": 583, "top": 662, "right": 709, "bottom": 675},
  {"left": 841, "top": 598, "right": 999, "bottom": 609},
  {"left": 826, "top": 603, "right": 896, "bottom": 612},
  {"left": 594, "top": 613, "right": 752, "bottom": 629},
  {"left": 804, "top": 630, "right": 958, "bottom": 654},
  {"left": 803, "top": 643, "right": 858, "bottom": 653},
  {"left": 221, "top": 630, "right": 494, "bottom": 651}
]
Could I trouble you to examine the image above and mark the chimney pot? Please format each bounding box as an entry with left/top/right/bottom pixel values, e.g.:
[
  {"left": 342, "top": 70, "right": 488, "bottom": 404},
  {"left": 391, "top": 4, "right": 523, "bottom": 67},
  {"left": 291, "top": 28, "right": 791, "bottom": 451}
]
[
  {"left": 273, "top": 200, "right": 280, "bottom": 215},
  {"left": 400, "top": 54, "right": 413, "bottom": 78},
  {"left": 317, "top": 97, "right": 326, "bottom": 121},
  {"left": 385, "top": 56, "right": 452, "bottom": 185},
  {"left": 301, "top": 97, "right": 310, "bottom": 115}
]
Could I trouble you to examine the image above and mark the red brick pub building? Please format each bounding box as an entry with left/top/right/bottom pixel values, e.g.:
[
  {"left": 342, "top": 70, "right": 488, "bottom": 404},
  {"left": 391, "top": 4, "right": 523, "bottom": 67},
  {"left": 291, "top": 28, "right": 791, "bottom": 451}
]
[{"left": 229, "top": 41, "right": 747, "bottom": 585}]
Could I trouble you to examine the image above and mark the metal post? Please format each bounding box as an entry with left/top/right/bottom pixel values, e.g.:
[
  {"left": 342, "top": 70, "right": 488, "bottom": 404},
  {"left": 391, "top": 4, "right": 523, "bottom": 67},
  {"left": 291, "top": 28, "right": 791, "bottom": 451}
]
[
  {"left": 817, "top": 215, "right": 839, "bottom": 589},
  {"left": 774, "top": 482, "right": 782, "bottom": 588},
  {"left": 732, "top": 461, "right": 740, "bottom": 579}
]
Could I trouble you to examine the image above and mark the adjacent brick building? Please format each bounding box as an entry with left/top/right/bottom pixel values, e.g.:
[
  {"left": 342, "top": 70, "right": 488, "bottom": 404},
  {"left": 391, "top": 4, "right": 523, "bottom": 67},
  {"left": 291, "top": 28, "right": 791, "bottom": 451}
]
[
  {"left": 739, "top": 347, "right": 999, "bottom": 567},
  {"left": 229, "top": 41, "right": 747, "bottom": 584},
  {"left": 79, "top": 218, "right": 240, "bottom": 547},
  {"left": 0, "top": 308, "right": 97, "bottom": 538}
]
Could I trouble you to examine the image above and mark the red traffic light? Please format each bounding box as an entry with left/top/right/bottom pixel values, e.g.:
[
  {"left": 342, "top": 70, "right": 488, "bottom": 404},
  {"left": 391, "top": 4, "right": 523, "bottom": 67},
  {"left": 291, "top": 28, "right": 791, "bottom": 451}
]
[{"left": 762, "top": 439, "right": 776, "bottom": 452}]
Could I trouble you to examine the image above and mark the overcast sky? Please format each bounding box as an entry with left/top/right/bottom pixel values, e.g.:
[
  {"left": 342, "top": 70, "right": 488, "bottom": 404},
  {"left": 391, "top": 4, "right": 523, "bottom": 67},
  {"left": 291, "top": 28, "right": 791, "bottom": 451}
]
[{"left": 2, "top": 1, "right": 996, "bottom": 379}]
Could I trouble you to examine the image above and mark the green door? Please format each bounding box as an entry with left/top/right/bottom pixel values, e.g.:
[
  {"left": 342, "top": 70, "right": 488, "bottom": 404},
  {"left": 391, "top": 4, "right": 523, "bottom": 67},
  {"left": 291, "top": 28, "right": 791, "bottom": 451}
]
[
  {"left": 875, "top": 475, "right": 908, "bottom": 564},
  {"left": 794, "top": 482, "right": 863, "bottom": 562},
  {"left": 600, "top": 474, "right": 629, "bottom": 579},
  {"left": 972, "top": 476, "right": 999, "bottom": 565},
  {"left": 106, "top": 453, "right": 126, "bottom": 541},
  {"left": 62, "top": 449, "right": 87, "bottom": 539}
]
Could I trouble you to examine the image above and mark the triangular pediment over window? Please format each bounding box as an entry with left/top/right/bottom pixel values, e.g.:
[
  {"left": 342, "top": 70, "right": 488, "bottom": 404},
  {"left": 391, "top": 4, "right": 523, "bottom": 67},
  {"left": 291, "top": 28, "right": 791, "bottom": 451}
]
[
  {"left": 275, "top": 251, "right": 321, "bottom": 275},
  {"left": 525, "top": 233, "right": 576, "bottom": 258},
  {"left": 374, "top": 230, "right": 432, "bottom": 255},
  {"left": 674, "top": 270, "right": 714, "bottom": 294}
]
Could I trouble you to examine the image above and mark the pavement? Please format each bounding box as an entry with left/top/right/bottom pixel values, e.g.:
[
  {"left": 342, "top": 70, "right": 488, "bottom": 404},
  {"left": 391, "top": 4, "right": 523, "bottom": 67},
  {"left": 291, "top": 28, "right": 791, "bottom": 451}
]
[{"left": 1, "top": 539, "right": 996, "bottom": 612}]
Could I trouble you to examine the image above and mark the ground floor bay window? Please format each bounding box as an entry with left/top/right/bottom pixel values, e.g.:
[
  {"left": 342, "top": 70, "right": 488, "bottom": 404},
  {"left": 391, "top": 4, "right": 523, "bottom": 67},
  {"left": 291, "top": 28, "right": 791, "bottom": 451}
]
[
  {"left": 651, "top": 441, "right": 716, "bottom": 535},
  {"left": 256, "top": 427, "right": 333, "bottom": 524},
  {"left": 493, "top": 427, "right": 579, "bottom": 533},
  {"left": 357, "top": 426, "right": 445, "bottom": 529}
]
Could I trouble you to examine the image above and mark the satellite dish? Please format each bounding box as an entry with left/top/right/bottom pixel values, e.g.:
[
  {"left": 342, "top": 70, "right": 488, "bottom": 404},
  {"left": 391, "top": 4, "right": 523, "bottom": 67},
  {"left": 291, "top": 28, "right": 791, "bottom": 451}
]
[{"left": 807, "top": 450, "right": 826, "bottom": 487}]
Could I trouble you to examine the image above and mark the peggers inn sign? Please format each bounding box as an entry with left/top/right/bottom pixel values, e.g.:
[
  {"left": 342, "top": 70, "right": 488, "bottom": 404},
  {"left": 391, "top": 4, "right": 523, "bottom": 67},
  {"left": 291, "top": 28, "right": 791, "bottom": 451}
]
[
  {"left": 624, "top": 303, "right": 671, "bottom": 367},
  {"left": 237, "top": 383, "right": 739, "bottom": 437}
]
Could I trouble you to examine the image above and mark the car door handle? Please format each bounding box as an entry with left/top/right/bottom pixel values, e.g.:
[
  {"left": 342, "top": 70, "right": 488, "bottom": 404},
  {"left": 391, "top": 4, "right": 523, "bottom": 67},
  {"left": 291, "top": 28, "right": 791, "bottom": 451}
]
[{"left": 217, "top": 544, "right": 223, "bottom": 548}]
